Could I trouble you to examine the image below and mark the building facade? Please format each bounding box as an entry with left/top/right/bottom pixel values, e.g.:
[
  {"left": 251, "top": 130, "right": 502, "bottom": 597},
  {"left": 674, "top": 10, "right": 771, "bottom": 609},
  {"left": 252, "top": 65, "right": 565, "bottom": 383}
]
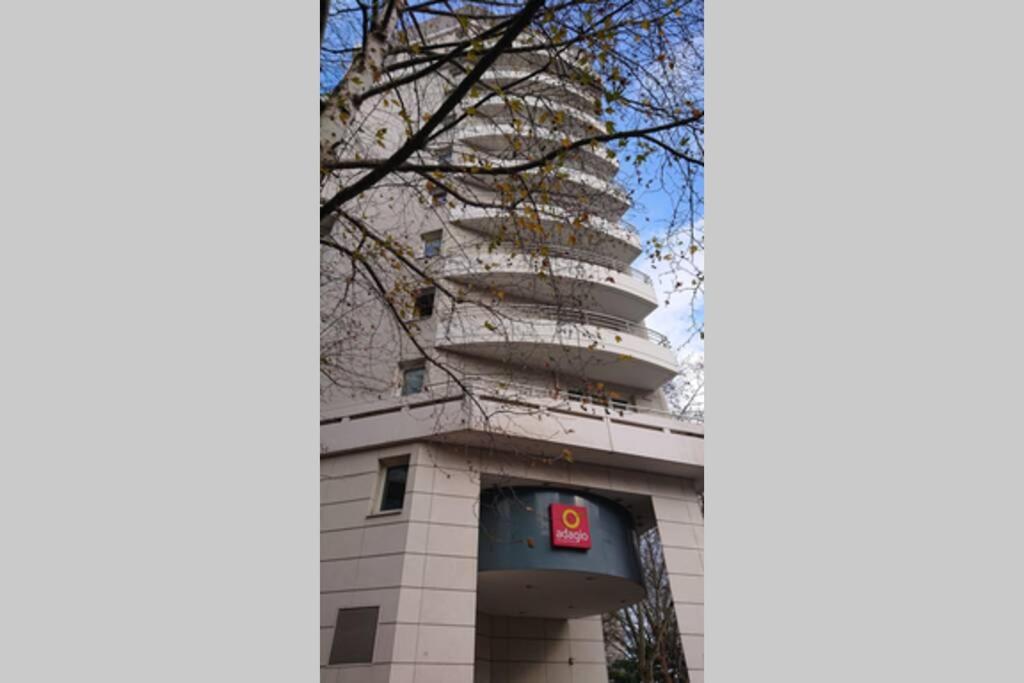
[{"left": 321, "top": 13, "right": 704, "bottom": 683}]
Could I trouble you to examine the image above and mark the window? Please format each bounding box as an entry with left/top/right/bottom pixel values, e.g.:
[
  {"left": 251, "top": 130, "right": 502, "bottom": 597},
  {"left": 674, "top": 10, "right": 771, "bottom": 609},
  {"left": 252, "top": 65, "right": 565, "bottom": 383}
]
[
  {"left": 432, "top": 147, "right": 453, "bottom": 199},
  {"left": 379, "top": 463, "right": 409, "bottom": 511},
  {"left": 413, "top": 288, "right": 435, "bottom": 318},
  {"left": 430, "top": 185, "right": 450, "bottom": 204},
  {"left": 610, "top": 396, "right": 636, "bottom": 413},
  {"left": 328, "top": 606, "right": 379, "bottom": 664},
  {"left": 401, "top": 364, "right": 426, "bottom": 396},
  {"left": 568, "top": 387, "right": 636, "bottom": 413},
  {"left": 422, "top": 231, "right": 442, "bottom": 258}
]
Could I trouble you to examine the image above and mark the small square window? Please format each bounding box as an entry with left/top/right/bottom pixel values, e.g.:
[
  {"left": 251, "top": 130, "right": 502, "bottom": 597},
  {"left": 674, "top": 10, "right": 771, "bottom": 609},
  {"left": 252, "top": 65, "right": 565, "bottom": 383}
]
[
  {"left": 401, "top": 365, "right": 426, "bottom": 396},
  {"left": 328, "top": 606, "right": 379, "bottom": 664},
  {"left": 568, "top": 387, "right": 635, "bottom": 413},
  {"left": 413, "top": 288, "right": 435, "bottom": 318},
  {"left": 422, "top": 231, "right": 442, "bottom": 258},
  {"left": 379, "top": 463, "right": 409, "bottom": 512}
]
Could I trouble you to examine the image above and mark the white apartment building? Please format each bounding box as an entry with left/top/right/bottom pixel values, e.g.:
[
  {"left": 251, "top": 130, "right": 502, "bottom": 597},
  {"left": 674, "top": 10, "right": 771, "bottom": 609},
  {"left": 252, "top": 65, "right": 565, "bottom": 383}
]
[{"left": 321, "top": 12, "right": 704, "bottom": 683}]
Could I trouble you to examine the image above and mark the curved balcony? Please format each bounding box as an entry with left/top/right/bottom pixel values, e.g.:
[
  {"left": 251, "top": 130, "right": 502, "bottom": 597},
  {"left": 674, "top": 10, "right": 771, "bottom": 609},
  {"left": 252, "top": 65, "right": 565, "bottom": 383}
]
[
  {"left": 456, "top": 122, "right": 618, "bottom": 178},
  {"left": 498, "top": 42, "right": 599, "bottom": 81},
  {"left": 434, "top": 33, "right": 597, "bottom": 84},
  {"left": 437, "top": 245, "right": 657, "bottom": 319},
  {"left": 448, "top": 203, "right": 641, "bottom": 263},
  {"left": 554, "top": 166, "right": 631, "bottom": 214},
  {"left": 474, "top": 96, "right": 605, "bottom": 138},
  {"left": 461, "top": 164, "right": 630, "bottom": 221},
  {"left": 436, "top": 303, "right": 679, "bottom": 391},
  {"left": 478, "top": 69, "right": 600, "bottom": 112}
]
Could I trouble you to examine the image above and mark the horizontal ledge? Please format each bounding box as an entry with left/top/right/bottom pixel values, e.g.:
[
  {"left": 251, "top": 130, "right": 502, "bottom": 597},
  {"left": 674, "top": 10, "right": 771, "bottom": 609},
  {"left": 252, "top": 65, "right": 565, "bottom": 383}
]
[
  {"left": 320, "top": 585, "right": 477, "bottom": 594},
  {"left": 321, "top": 550, "right": 478, "bottom": 563}
]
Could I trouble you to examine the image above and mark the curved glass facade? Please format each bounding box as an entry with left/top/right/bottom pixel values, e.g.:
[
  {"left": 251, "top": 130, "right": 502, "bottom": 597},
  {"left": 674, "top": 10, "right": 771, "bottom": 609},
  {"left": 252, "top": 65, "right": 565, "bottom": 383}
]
[{"left": 478, "top": 487, "right": 644, "bottom": 586}]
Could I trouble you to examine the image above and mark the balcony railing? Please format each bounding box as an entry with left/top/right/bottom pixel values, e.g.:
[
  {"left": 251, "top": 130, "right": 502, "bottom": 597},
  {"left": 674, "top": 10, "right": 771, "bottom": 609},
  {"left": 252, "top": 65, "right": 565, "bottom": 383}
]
[
  {"left": 540, "top": 245, "right": 652, "bottom": 285},
  {"left": 474, "top": 95, "right": 605, "bottom": 135},
  {"left": 459, "top": 166, "right": 630, "bottom": 215},
  {"left": 462, "top": 379, "right": 701, "bottom": 425},
  {"left": 321, "top": 379, "right": 702, "bottom": 429},
  {"left": 477, "top": 69, "right": 599, "bottom": 109},
  {"left": 452, "top": 133, "right": 620, "bottom": 179},
  {"left": 441, "top": 245, "right": 651, "bottom": 286},
  {"left": 446, "top": 204, "right": 638, "bottom": 260},
  {"left": 491, "top": 303, "right": 672, "bottom": 348}
]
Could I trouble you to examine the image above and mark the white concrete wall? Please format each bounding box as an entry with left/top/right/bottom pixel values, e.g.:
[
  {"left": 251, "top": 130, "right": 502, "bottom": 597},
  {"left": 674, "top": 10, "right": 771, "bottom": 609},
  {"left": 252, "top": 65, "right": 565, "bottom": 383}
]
[
  {"left": 389, "top": 445, "right": 481, "bottom": 683},
  {"left": 322, "top": 441, "right": 703, "bottom": 683},
  {"left": 476, "top": 614, "right": 608, "bottom": 683},
  {"left": 321, "top": 446, "right": 412, "bottom": 683},
  {"left": 321, "top": 443, "right": 484, "bottom": 683}
]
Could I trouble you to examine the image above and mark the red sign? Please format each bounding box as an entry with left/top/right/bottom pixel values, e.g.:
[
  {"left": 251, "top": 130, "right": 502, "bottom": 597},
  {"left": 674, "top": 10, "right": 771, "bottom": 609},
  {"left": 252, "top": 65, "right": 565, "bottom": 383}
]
[{"left": 550, "top": 503, "right": 591, "bottom": 549}]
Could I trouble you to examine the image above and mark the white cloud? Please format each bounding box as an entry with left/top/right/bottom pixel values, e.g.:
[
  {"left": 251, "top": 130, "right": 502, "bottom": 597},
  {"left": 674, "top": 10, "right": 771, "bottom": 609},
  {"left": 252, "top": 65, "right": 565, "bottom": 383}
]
[{"left": 634, "top": 223, "right": 704, "bottom": 360}]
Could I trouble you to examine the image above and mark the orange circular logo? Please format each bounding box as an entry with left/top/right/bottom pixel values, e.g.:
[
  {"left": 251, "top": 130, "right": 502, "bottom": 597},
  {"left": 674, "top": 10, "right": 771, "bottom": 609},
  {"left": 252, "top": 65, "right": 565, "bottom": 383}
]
[{"left": 562, "top": 508, "right": 582, "bottom": 530}]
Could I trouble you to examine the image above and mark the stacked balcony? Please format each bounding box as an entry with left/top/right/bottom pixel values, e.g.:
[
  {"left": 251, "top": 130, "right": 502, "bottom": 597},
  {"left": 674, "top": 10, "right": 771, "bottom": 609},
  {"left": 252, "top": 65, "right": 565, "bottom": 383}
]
[
  {"left": 436, "top": 302, "right": 678, "bottom": 390},
  {"left": 447, "top": 204, "right": 641, "bottom": 263},
  {"left": 436, "top": 244, "right": 657, "bottom": 319},
  {"left": 432, "top": 51, "right": 679, "bottom": 393}
]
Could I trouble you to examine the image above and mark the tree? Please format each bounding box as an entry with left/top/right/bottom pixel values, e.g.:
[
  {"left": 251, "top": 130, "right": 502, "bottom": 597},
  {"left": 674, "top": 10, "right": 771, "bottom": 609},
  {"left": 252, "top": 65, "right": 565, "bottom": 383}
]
[
  {"left": 664, "top": 353, "right": 703, "bottom": 423},
  {"left": 319, "top": 0, "right": 704, "bottom": 401},
  {"left": 604, "top": 527, "right": 689, "bottom": 683}
]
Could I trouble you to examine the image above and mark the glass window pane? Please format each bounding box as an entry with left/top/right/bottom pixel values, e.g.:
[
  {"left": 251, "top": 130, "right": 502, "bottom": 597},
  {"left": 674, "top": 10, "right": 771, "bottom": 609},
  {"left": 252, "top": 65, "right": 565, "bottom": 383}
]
[
  {"left": 401, "top": 367, "right": 425, "bottom": 395},
  {"left": 422, "top": 231, "right": 442, "bottom": 258},
  {"left": 380, "top": 465, "right": 408, "bottom": 511},
  {"left": 414, "top": 290, "right": 434, "bottom": 318}
]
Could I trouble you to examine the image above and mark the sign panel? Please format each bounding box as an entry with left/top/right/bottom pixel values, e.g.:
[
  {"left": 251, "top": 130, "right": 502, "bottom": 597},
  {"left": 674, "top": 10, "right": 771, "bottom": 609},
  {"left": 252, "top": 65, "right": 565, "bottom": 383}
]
[{"left": 550, "top": 503, "right": 591, "bottom": 550}]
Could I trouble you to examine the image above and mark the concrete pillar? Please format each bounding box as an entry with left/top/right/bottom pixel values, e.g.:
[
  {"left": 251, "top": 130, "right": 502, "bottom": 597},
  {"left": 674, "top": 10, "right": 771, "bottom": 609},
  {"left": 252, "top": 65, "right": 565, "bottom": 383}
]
[
  {"left": 388, "top": 447, "right": 481, "bottom": 683},
  {"left": 652, "top": 483, "right": 705, "bottom": 683}
]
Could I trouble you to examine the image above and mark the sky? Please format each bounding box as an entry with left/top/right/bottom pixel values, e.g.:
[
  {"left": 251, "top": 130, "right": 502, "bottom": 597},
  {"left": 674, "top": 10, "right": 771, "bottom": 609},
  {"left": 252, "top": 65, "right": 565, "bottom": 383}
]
[
  {"left": 619, "top": 35, "right": 705, "bottom": 363},
  {"left": 625, "top": 154, "right": 704, "bottom": 363},
  {"left": 634, "top": 223, "right": 704, "bottom": 360}
]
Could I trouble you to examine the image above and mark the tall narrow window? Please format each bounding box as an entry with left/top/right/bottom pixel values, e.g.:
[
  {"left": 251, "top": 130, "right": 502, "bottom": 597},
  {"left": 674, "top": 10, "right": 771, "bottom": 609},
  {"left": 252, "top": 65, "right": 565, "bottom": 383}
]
[
  {"left": 401, "top": 364, "right": 425, "bottom": 396},
  {"left": 422, "top": 231, "right": 442, "bottom": 258},
  {"left": 413, "top": 288, "right": 435, "bottom": 318},
  {"left": 430, "top": 149, "right": 453, "bottom": 206},
  {"left": 328, "top": 606, "right": 379, "bottom": 664},
  {"left": 379, "top": 463, "right": 409, "bottom": 511}
]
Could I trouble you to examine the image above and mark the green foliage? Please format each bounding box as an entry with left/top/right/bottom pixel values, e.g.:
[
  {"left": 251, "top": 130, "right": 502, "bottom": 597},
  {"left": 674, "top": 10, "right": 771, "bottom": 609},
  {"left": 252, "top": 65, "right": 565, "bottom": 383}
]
[{"left": 608, "top": 658, "right": 641, "bottom": 683}]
